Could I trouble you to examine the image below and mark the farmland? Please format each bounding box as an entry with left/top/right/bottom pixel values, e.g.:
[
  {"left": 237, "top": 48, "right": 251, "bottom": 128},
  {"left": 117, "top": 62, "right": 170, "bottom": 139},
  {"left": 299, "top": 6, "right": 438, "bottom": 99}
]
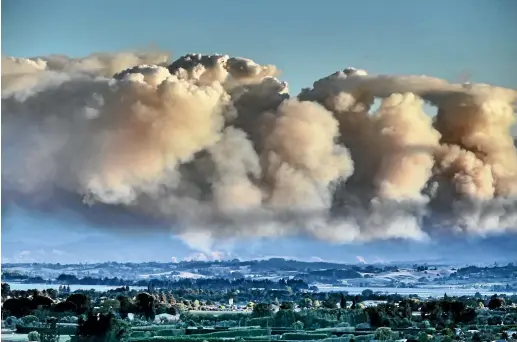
[{"left": 2, "top": 260, "right": 517, "bottom": 341}]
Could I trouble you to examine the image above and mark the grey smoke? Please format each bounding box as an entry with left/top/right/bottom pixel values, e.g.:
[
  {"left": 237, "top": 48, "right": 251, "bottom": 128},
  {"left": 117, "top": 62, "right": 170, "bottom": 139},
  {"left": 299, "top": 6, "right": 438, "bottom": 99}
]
[{"left": 2, "top": 51, "right": 517, "bottom": 251}]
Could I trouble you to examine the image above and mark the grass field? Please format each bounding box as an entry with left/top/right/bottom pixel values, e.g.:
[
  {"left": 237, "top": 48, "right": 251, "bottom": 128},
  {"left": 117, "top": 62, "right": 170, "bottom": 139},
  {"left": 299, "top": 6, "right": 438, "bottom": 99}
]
[{"left": 1, "top": 333, "right": 71, "bottom": 342}]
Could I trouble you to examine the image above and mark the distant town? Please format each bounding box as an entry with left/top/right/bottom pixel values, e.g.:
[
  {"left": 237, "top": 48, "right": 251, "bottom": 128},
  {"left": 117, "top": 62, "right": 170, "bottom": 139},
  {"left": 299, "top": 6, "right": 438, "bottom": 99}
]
[{"left": 2, "top": 259, "right": 517, "bottom": 341}]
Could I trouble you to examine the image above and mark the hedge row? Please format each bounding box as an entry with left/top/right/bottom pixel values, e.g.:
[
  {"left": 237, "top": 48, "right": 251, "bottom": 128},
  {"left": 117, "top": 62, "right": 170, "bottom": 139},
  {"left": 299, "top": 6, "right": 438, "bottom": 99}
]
[
  {"left": 131, "top": 329, "right": 185, "bottom": 338},
  {"left": 131, "top": 338, "right": 240, "bottom": 342},
  {"left": 315, "top": 327, "right": 355, "bottom": 333},
  {"left": 316, "top": 337, "right": 355, "bottom": 342},
  {"left": 16, "top": 325, "right": 77, "bottom": 335},
  {"left": 245, "top": 317, "right": 273, "bottom": 327},
  {"left": 132, "top": 325, "right": 181, "bottom": 331},
  {"left": 245, "top": 336, "right": 276, "bottom": 341},
  {"left": 132, "top": 340, "right": 273, "bottom": 342},
  {"left": 196, "top": 328, "right": 267, "bottom": 337},
  {"left": 353, "top": 334, "right": 375, "bottom": 342},
  {"left": 282, "top": 333, "right": 328, "bottom": 340}
]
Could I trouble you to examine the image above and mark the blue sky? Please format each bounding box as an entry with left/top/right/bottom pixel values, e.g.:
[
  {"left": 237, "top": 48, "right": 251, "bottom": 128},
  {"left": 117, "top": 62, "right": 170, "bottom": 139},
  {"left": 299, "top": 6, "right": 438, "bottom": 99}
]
[
  {"left": 2, "top": 0, "right": 517, "bottom": 262},
  {"left": 3, "top": 0, "right": 517, "bottom": 93}
]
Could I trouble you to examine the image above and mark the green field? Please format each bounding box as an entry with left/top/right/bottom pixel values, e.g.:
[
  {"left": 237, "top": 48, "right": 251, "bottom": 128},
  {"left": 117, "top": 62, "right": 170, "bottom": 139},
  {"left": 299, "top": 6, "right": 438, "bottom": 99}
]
[{"left": 2, "top": 333, "right": 71, "bottom": 342}]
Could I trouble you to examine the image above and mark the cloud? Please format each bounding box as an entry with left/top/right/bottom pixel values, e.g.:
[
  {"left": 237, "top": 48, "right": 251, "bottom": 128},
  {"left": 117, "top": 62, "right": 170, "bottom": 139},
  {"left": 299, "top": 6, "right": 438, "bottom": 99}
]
[{"left": 2, "top": 52, "right": 517, "bottom": 252}]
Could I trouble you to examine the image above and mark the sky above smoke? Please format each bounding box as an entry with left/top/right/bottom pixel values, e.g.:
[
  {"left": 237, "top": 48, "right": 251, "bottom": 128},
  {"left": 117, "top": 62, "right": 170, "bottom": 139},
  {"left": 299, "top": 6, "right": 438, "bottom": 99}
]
[{"left": 2, "top": 51, "right": 517, "bottom": 253}]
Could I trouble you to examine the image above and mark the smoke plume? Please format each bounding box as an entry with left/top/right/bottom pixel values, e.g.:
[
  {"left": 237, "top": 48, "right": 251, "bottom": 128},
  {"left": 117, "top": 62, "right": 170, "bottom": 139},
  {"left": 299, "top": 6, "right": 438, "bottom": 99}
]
[{"left": 2, "top": 51, "right": 517, "bottom": 251}]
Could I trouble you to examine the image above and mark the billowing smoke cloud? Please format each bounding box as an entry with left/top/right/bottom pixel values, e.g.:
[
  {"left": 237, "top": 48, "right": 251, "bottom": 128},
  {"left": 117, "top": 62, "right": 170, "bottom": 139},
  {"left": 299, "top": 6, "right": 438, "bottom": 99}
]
[
  {"left": 2, "top": 51, "right": 517, "bottom": 251},
  {"left": 2, "top": 51, "right": 169, "bottom": 97}
]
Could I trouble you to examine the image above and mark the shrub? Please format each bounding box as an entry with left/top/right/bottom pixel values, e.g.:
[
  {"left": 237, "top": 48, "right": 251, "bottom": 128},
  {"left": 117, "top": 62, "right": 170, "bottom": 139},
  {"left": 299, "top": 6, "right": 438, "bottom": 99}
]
[
  {"left": 21, "top": 315, "right": 39, "bottom": 326},
  {"left": 61, "top": 316, "right": 78, "bottom": 324},
  {"left": 28, "top": 331, "right": 40, "bottom": 341},
  {"left": 5, "top": 316, "right": 19, "bottom": 328},
  {"left": 291, "top": 320, "right": 304, "bottom": 330},
  {"left": 420, "top": 320, "right": 431, "bottom": 329},
  {"left": 374, "top": 327, "right": 393, "bottom": 340}
]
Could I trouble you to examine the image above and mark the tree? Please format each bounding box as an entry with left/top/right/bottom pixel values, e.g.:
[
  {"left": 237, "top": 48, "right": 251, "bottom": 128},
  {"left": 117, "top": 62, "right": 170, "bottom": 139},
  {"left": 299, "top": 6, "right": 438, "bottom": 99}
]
[
  {"left": 365, "top": 307, "right": 384, "bottom": 328},
  {"left": 280, "top": 301, "right": 294, "bottom": 310},
  {"left": 66, "top": 293, "right": 90, "bottom": 314},
  {"left": 472, "top": 332, "right": 482, "bottom": 342},
  {"left": 76, "top": 311, "right": 129, "bottom": 342},
  {"left": 32, "top": 295, "right": 53, "bottom": 308},
  {"left": 252, "top": 303, "right": 273, "bottom": 317},
  {"left": 117, "top": 296, "right": 132, "bottom": 319},
  {"left": 53, "top": 300, "right": 77, "bottom": 313},
  {"left": 351, "top": 295, "right": 361, "bottom": 309},
  {"left": 101, "top": 299, "right": 120, "bottom": 314},
  {"left": 160, "top": 293, "right": 167, "bottom": 303},
  {"left": 135, "top": 293, "right": 155, "bottom": 321},
  {"left": 362, "top": 289, "right": 374, "bottom": 298},
  {"left": 2, "top": 297, "right": 33, "bottom": 317},
  {"left": 488, "top": 295, "right": 505, "bottom": 310},
  {"left": 168, "top": 293, "right": 176, "bottom": 305},
  {"left": 1, "top": 283, "right": 11, "bottom": 298},
  {"left": 340, "top": 293, "right": 347, "bottom": 309},
  {"left": 274, "top": 309, "right": 296, "bottom": 327},
  {"left": 174, "top": 302, "right": 186, "bottom": 313},
  {"left": 299, "top": 298, "right": 312, "bottom": 309},
  {"left": 322, "top": 299, "right": 337, "bottom": 309},
  {"left": 402, "top": 301, "right": 412, "bottom": 320}
]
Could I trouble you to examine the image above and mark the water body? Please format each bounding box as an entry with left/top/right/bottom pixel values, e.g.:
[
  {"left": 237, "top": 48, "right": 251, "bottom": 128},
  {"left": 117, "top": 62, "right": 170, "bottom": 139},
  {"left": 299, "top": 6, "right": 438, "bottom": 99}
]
[
  {"left": 6, "top": 283, "right": 146, "bottom": 292},
  {"left": 316, "top": 285, "right": 516, "bottom": 298},
  {"left": 7, "top": 283, "right": 515, "bottom": 298}
]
